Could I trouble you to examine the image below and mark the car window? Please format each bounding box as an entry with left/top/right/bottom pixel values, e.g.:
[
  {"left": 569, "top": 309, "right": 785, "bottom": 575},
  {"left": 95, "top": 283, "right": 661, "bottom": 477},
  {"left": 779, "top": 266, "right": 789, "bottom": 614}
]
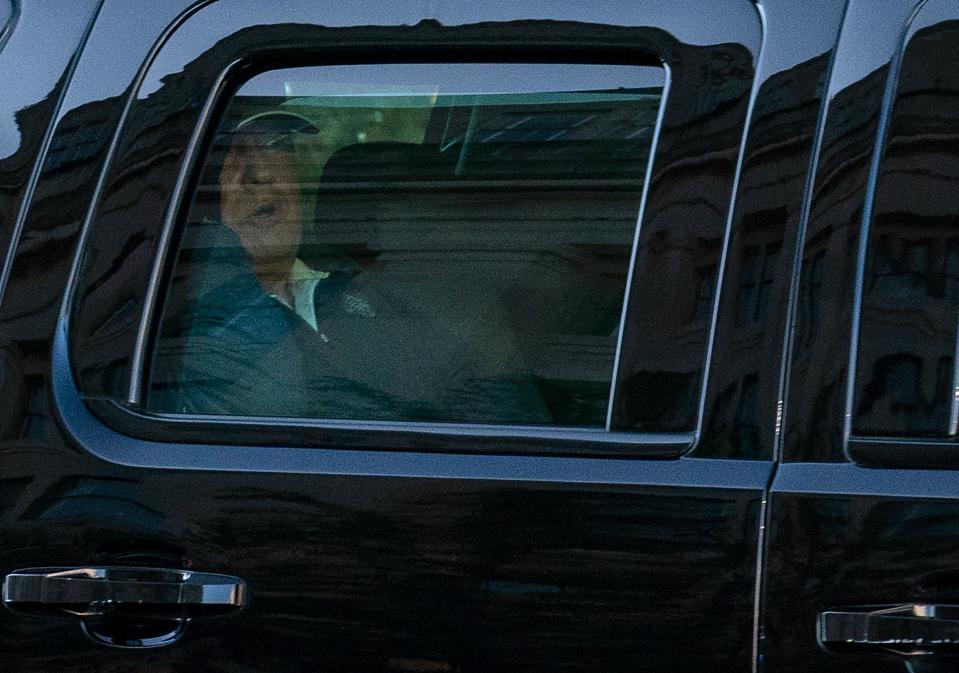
[
  {"left": 144, "top": 62, "right": 664, "bottom": 427},
  {"left": 853, "top": 16, "right": 959, "bottom": 439}
]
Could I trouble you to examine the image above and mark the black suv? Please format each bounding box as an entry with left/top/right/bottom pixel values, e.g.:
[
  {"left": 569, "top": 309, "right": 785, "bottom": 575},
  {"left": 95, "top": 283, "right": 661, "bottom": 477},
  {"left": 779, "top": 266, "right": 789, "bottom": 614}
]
[{"left": 2, "top": 1, "right": 958, "bottom": 671}]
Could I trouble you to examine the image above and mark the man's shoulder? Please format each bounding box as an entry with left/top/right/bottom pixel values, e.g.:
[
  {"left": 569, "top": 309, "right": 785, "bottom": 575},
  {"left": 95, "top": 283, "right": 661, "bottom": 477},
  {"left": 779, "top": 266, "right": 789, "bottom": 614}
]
[{"left": 191, "top": 266, "right": 305, "bottom": 342}]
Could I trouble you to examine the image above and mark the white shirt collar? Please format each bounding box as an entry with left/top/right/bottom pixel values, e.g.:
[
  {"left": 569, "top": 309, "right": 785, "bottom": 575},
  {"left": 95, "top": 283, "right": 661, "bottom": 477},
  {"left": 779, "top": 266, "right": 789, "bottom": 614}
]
[{"left": 270, "top": 258, "right": 329, "bottom": 331}]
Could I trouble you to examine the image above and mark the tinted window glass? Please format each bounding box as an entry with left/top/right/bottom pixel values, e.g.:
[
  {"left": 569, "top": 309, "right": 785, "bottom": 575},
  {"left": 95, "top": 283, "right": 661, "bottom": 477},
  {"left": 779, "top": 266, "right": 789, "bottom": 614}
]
[
  {"left": 854, "top": 20, "right": 959, "bottom": 438},
  {"left": 146, "top": 63, "right": 663, "bottom": 426}
]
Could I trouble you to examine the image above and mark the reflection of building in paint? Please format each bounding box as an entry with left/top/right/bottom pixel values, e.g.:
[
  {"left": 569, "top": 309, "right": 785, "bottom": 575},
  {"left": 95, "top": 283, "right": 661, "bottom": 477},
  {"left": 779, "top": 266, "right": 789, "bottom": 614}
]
[
  {"left": 25, "top": 476, "right": 164, "bottom": 528},
  {"left": 782, "top": 57, "right": 892, "bottom": 455},
  {"left": 853, "top": 21, "right": 959, "bottom": 437},
  {"left": 855, "top": 228, "right": 959, "bottom": 436},
  {"left": 0, "top": 90, "right": 123, "bottom": 443},
  {"left": 696, "top": 50, "right": 833, "bottom": 457},
  {"left": 611, "top": 47, "right": 758, "bottom": 432},
  {"left": 783, "top": 19, "right": 959, "bottom": 454}
]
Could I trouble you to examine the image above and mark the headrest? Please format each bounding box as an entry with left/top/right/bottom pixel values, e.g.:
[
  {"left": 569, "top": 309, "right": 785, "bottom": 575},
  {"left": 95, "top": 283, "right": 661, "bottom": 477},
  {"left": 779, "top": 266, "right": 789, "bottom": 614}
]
[{"left": 320, "top": 141, "right": 456, "bottom": 183}]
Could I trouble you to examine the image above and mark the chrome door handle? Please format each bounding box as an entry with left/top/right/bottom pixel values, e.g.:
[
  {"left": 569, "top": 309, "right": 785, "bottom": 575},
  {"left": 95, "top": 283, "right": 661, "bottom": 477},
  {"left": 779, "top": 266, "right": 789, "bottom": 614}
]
[
  {"left": 3, "top": 566, "right": 247, "bottom": 616},
  {"left": 819, "top": 604, "right": 959, "bottom": 655},
  {"left": 3, "top": 566, "right": 247, "bottom": 648}
]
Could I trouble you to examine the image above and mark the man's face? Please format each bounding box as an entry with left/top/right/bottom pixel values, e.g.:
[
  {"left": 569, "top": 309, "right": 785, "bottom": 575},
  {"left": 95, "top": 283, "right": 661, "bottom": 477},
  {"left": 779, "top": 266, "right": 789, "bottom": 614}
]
[{"left": 219, "top": 138, "right": 303, "bottom": 270}]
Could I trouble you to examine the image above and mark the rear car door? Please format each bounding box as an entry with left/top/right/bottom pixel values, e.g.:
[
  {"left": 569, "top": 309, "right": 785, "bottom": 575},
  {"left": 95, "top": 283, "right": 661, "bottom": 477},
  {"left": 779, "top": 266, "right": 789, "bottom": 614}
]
[
  {"left": 765, "top": 1, "right": 959, "bottom": 671},
  {"left": 0, "top": 1, "right": 839, "bottom": 671}
]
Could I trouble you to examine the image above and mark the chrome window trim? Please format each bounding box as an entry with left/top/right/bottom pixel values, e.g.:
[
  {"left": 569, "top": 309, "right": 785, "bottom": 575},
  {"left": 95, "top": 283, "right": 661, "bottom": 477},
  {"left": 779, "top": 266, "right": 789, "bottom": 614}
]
[
  {"left": 842, "top": 0, "right": 937, "bottom": 450},
  {"left": 126, "top": 57, "right": 240, "bottom": 407},
  {"left": 52, "top": 317, "right": 772, "bottom": 481},
  {"left": 604, "top": 58, "right": 672, "bottom": 431},
  {"left": 128, "top": 410, "right": 694, "bottom": 448}
]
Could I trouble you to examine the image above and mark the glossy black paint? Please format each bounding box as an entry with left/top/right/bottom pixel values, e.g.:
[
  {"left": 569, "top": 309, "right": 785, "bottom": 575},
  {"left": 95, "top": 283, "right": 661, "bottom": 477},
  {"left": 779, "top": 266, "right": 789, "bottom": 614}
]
[
  {"left": 0, "top": 0, "right": 102, "bottom": 301},
  {"left": 67, "top": 1, "right": 761, "bottom": 442},
  {"left": 0, "top": 0, "right": 904, "bottom": 671},
  {"left": 854, "top": 10, "right": 959, "bottom": 441},
  {"left": 698, "top": 1, "right": 845, "bottom": 461},
  {"left": 779, "top": 0, "right": 912, "bottom": 467},
  {"left": 765, "top": 484, "right": 959, "bottom": 672},
  {"left": 765, "top": 2, "right": 959, "bottom": 672}
]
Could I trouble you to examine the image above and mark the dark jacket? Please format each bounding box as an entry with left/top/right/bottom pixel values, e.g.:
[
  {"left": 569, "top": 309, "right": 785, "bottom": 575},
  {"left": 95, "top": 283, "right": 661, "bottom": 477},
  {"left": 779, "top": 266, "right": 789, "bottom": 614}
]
[{"left": 148, "top": 222, "right": 551, "bottom": 424}]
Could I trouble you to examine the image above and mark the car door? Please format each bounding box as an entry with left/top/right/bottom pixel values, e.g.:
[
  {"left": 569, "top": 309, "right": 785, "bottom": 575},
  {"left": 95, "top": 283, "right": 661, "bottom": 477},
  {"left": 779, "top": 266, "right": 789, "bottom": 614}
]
[
  {"left": 0, "top": 1, "right": 840, "bottom": 671},
  {"left": 764, "top": 0, "right": 959, "bottom": 671}
]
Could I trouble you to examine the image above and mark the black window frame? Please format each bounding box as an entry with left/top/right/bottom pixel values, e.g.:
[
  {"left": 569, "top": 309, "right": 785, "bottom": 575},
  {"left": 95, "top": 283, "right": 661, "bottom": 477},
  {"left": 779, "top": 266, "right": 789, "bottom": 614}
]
[
  {"left": 59, "top": 0, "right": 762, "bottom": 458},
  {"left": 845, "top": 2, "right": 959, "bottom": 468}
]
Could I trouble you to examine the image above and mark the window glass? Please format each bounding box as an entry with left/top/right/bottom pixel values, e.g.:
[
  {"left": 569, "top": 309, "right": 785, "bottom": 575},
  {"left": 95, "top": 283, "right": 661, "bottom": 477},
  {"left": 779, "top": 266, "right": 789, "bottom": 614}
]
[
  {"left": 146, "top": 63, "right": 664, "bottom": 426},
  {"left": 853, "top": 17, "right": 959, "bottom": 437}
]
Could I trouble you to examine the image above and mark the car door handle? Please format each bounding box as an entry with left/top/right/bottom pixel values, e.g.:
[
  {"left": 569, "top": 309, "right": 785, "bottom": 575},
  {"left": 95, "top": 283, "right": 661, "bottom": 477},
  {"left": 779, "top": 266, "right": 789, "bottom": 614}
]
[
  {"left": 3, "top": 566, "right": 247, "bottom": 617},
  {"left": 3, "top": 566, "right": 247, "bottom": 648},
  {"left": 819, "top": 604, "right": 959, "bottom": 655}
]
